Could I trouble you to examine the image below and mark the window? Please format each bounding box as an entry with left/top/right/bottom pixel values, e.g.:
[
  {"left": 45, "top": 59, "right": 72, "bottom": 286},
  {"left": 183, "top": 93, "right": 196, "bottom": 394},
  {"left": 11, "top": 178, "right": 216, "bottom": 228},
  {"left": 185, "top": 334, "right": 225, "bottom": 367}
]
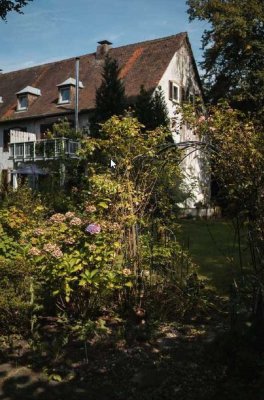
[
  {"left": 16, "top": 86, "right": 41, "bottom": 111},
  {"left": 59, "top": 87, "right": 70, "bottom": 104},
  {"left": 17, "top": 95, "right": 28, "bottom": 111},
  {"left": 57, "top": 78, "right": 83, "bottom": 105},
  {"left": 169, "top": 81, "right": 180, "bottom": 103}
]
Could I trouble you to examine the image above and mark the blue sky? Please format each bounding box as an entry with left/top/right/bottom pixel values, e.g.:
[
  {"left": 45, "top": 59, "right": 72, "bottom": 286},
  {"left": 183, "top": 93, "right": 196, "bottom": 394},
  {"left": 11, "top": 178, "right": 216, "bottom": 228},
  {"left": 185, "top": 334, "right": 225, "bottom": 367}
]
[{"left": 0, "top": 0, "right": 207, "bottom": 73}]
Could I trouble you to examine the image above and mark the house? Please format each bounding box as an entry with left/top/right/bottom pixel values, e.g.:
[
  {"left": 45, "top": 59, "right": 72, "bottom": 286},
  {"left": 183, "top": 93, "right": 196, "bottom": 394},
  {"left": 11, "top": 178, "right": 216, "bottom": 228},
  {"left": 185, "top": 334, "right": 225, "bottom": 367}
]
[{"left": 0, "top": 32, "right": 210, "bottom": 207}]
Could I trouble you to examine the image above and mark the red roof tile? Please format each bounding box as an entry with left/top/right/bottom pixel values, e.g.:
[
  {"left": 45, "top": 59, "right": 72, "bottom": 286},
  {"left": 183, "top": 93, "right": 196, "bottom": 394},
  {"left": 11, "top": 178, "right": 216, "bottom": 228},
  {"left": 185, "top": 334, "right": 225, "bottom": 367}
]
[{"left": 0, "top": 33, "right": 188, "bottom": 123}]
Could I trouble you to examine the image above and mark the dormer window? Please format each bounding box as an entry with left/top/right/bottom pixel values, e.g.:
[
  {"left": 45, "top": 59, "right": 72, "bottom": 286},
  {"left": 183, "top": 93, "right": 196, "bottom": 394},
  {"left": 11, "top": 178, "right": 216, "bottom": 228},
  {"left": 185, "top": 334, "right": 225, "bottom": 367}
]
[
  {"left": 59, "top": 87, "right": 70, "bottom": 104},
  {"left": 57, "top": 78, "right": 84, "bottom": 105},
  {"left": 18, "top": 94, "right": 28, "bottom": 110},
  {"left": 16, "top": 86, "right": 41, "bottom": 112}
]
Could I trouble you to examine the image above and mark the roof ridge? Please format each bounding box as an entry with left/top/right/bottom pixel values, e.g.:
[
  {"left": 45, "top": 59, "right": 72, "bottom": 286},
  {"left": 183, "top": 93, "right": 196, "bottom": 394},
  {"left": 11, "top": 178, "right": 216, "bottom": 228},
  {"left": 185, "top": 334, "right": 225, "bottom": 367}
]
[
  {"left": 0, "top": 32, "right": 188, "bottom": 75},
  {"left": 110, "top": 32, "right": 187, "bottom": 51}
]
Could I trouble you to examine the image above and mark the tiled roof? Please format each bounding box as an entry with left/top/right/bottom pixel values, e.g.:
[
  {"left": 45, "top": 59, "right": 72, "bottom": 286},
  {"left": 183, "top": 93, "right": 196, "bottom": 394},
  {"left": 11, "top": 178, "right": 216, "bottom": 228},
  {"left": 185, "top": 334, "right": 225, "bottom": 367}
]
[{"left": 0, "top": 32, "right": 188, "bottom": 123}]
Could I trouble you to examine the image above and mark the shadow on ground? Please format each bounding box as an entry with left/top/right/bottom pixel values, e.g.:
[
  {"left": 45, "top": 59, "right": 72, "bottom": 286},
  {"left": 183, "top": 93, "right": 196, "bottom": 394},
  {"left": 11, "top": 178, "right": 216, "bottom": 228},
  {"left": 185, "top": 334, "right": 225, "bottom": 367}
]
[{"left": 1, "top": 313, "right": 262, "bottom": 400}]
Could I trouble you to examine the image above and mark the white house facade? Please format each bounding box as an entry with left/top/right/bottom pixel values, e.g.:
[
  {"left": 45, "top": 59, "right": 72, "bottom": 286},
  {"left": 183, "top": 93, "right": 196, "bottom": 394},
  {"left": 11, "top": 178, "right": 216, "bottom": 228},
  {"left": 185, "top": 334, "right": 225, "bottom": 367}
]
[{"left": 0, "top": 33, "right": 210, "bottom": 208}]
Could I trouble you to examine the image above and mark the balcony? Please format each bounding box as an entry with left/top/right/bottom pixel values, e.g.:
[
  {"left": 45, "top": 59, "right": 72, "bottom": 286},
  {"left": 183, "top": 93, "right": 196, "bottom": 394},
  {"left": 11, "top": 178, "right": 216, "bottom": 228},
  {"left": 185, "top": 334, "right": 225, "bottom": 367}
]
[{"left": 9, "top": 137, "right": 80, "bottom": 162}]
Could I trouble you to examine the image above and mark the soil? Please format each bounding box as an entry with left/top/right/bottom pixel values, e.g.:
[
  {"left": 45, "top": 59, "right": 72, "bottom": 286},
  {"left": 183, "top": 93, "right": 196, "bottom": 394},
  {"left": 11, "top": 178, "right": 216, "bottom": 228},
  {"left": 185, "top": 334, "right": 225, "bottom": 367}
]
[{"left": 1, "top": 308, "right": 262, "bottom": 400}]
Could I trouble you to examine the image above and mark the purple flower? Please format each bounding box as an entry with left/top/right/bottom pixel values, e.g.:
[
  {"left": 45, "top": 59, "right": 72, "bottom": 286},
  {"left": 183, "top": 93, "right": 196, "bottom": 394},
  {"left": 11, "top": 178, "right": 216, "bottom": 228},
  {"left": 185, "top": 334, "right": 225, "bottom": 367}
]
[{"left": 85, "top": 223, "right": 101, "bottom": 235}]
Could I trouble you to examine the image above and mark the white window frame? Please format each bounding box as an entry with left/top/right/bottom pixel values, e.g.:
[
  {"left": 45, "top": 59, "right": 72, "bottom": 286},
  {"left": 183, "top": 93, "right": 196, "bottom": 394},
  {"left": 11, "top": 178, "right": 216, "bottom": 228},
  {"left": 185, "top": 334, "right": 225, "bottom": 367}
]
[
  {"left": 172, "top": 83, "right": 180, "bottom": 102},
  {"left": 169, "top": 81, "right": 181, "bottom": 103},
  {"left": 17, "top": 94, "right": 28, "bottom": 111},
  {"left": 58, "top": 87, "right": 71, "bottom": 104}
]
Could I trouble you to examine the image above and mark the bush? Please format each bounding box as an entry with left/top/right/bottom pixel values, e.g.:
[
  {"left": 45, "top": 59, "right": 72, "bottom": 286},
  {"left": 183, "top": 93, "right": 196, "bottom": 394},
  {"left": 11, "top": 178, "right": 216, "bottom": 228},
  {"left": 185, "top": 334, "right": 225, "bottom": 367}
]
[{"left": 0, "top": 259, "right": 33, "bottom": 335}]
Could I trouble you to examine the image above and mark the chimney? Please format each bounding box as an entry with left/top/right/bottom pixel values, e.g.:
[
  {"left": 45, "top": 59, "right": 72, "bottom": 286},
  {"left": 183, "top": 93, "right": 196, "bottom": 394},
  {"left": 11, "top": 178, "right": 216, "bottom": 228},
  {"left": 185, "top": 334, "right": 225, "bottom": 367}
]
[{"left": 96, "top": 40, "right": 112, "bottom": 59}]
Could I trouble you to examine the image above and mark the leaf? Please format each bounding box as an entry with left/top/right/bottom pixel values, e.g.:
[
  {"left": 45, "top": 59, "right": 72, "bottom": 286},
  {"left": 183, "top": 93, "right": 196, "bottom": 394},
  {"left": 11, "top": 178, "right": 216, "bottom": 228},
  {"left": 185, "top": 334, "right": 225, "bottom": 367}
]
[
  {"left": 49, "top": 374, "right": 62, "bottom": 382},
  {"left": 98, "top": 201, "right": 109, "bottom": 209},
  {"left": 90, "top": 269, "right": 99, "bottom": 278}
]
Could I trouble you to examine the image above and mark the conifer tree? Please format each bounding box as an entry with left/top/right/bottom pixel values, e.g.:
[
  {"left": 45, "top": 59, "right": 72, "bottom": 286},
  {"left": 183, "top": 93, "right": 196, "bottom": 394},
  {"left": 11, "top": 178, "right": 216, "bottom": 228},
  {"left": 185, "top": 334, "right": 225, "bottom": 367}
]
[
  {"left": 135, "top": 85, "right": 169, "bottom": 130},
  {"left": 95, "top": 56, "right": 126, "bottom": 123},
  {"left": 151, "top": 86, "right": 169, "bottom": 129},
  {"left": 135, "top": 85, "right": 153, "bottom": 129}
]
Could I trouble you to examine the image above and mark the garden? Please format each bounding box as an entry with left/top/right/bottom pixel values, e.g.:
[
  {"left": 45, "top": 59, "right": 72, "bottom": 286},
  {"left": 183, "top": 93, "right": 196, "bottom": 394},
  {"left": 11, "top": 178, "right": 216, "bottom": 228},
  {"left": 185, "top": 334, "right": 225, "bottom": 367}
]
[
  {"left": 1, "top": 0, "right": 264, "bottom": 395},
  {"left": 0, "top": 107, "right": 263, "bottom": 399}
]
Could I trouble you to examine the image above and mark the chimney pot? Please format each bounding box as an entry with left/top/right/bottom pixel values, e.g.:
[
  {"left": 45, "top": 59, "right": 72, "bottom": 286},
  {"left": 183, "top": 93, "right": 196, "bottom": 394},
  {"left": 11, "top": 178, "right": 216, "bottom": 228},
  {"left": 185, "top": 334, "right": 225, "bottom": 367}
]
[{"left": 96, "top": 40, "right": 112, "bottom": 59}]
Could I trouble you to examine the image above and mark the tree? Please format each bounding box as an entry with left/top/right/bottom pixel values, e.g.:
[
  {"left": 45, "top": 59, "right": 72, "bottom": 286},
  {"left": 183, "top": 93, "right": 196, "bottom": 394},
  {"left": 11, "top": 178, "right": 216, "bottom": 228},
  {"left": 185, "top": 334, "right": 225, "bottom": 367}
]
[
  {"left": 134, "top": 85, "right": 153, "bottom": 129},
  {"left": 151, "top": 86, "right": 169, "bottom": 129},
  {"left": 187, "top": 0, "right": 264, "bottom": 125},
  {"left": 95, "top": 55, "right": 126, "bottom": 124},
  {"left": 135, "top": 85, "right": 169, "bottom": 130},
  {"left": 0, "top": 0, "right": 32, "bottom": 20},
  {"left": 183, "top": 102, "right": 264, "bottom": 339}
]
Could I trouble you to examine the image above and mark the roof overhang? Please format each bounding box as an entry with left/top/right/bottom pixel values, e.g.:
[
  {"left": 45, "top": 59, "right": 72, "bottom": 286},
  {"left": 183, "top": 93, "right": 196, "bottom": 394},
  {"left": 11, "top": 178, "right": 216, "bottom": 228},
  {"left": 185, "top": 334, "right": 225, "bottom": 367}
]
[
  {"left": 57, "top": 78, "right": 84, "bottom": 88},
  {"left": 16, "top": 86, "right": 41, "bottom": 96}
]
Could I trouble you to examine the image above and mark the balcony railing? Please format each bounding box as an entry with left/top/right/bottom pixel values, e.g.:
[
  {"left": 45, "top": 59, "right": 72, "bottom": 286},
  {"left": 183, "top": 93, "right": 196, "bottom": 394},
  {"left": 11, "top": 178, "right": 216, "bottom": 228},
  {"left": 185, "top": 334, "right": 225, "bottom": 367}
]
[{"left": 9, "top": 137, "right": 80, "bottom": 162}]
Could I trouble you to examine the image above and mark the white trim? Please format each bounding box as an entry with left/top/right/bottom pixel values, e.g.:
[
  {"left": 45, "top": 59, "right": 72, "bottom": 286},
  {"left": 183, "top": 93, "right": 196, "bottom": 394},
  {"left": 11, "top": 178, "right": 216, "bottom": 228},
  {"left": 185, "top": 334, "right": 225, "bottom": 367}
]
[
  {"left": 16, "top": 86, "right": 41, "bottom": 96},
  {"left": 17, "top": 94, "right": 28, "bottom": 111},
  {"left": 58, "top": 86, "right": 71, "bottom": 104},
  {"left": 171, "top": 82, "right": 180, "bottom": 103},
  {"left": 57, "top": 77, "right": 84, "bottom": 88}
]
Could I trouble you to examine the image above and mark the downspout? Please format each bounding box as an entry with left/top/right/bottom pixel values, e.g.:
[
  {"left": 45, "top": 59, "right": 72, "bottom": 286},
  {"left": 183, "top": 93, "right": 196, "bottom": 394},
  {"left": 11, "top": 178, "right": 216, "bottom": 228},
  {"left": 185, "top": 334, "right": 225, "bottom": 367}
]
[{"left": 75, "top": 57, "right": 80, "bottom": 133}]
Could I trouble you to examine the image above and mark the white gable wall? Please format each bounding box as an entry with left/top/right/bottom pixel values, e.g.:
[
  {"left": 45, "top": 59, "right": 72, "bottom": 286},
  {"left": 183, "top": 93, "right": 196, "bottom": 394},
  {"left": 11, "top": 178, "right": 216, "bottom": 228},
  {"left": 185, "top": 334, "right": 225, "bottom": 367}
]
[{"left": 158, "top": 43, "right": 210, "bottom": 208}]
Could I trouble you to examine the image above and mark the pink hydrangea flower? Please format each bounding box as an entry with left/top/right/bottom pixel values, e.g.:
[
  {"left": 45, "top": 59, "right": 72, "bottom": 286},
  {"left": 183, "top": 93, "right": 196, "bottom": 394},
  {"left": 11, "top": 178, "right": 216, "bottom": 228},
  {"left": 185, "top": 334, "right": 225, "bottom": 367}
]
[
  {"left": 198, "top": 115, "right": 206, "bottom": 124},
  {"left": 28, "top": 247, "right": 42, "bottom": 256},
  {"left": 69, "top": 217, "right": 82, "bottom": 226},
  {"left": 64, "top": 237, "right": 76, "bottom": 245},
  {"left": 34, "top": 228, "right": 45, "bottom": 236},
  {"left": 85, "top": 223, "right": 101, "bottom": 235},
  {"left": 65, "top": 211, "right": 75, "bottom": 219},
  {"left": 49, "top": 213, "right": 66, "bottom": 223},
  {"left": 85, "top": 204, "right": 97, "bottom": 213},
  {"left": 43, "top": 243, "right": 63, "bottom": 258}
]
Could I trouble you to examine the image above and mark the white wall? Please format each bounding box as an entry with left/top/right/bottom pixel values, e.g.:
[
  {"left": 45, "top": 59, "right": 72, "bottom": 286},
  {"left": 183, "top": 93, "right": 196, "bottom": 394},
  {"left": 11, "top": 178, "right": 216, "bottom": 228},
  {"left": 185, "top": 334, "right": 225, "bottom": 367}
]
[
  {"left": 0, "top": 120, "right": 40, "bottom": 175},
  {"left": 158, "top": 44, "right": 210, "bottom": 208}
]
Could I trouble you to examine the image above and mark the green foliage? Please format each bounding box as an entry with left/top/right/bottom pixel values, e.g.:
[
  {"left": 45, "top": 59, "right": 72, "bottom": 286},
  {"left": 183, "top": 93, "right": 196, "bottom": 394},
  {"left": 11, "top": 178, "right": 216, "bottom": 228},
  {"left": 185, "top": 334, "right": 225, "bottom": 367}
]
[
  {"left": 21, "top": 116, "right": 188, "bottom": 323},
  {"left": 0, "top": 0, "right": 32, "bottom": 21},
  {"left": 151, "top": 86, "right": 170, "bottom": 129},
  {"left": 45, "top": 118, "right": 82, "bottom": 140},
  {"left": 0, "top": 225, "right": 22, "bottom": 260},
  {"left": 184, "top": 102, "right": 264, "bottom": 217},
  {"left": 135, "top": 85, "right": 169, "bottom": 130},
  {"left": 0, "top": 115, "right": 196, "bottom": 344},
  {"left": 0, "top": 259, "right": 33, "bottom": 335},
  {"left": 95, "top": 55, "right": 126, "bottom": 124},
  {"left": 187, "top": 0, "right": 264, "bottom": 126},
  {"left": 183, "top": 100, "right": 264, "bottom": 338}
]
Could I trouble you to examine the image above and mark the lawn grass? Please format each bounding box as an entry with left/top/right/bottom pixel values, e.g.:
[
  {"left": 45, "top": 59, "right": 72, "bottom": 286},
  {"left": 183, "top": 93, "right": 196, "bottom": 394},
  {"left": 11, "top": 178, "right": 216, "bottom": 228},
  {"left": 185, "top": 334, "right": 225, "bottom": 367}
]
[{"left": 178, "top": 219, "right": 250, "bottom": 296}]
